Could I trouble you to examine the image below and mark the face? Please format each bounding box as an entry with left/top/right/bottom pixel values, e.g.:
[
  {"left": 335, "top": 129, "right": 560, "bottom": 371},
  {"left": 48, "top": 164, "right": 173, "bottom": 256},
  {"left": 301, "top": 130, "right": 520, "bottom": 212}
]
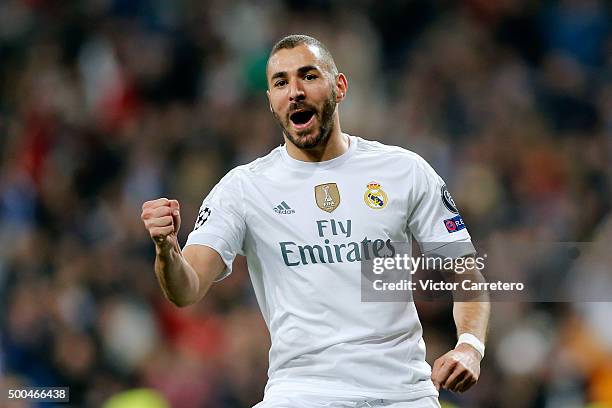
[{"left": 267, "top": 44, "right": 343, "bottom": 149}]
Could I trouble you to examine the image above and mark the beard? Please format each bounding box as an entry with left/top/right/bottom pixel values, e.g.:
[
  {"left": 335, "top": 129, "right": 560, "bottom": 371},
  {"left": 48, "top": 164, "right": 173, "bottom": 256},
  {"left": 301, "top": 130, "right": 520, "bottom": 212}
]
[{"left": 272, "top": 89, "right": 337, "bottom": 150}]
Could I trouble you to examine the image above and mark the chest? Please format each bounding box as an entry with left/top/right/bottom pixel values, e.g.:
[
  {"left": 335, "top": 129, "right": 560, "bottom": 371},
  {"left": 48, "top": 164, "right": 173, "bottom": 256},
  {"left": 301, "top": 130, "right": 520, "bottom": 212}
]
[{"left": 242, "top": 174, "right": 411, "bottom": 245}]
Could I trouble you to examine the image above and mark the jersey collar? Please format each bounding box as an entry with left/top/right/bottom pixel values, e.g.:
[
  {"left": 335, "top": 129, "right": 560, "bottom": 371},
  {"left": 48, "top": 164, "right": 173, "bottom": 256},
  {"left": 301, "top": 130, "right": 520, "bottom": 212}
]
[{"left": 280, "top": 134, "right": 357, "bottom": 171}]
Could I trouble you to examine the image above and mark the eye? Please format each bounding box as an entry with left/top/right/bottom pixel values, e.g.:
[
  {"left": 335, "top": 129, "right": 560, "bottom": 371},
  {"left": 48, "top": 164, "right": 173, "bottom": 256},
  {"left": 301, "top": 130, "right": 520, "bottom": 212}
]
[
  {"left": 274, "top": 79, "right": 287, "bottom": 87},
  {"left": 304, "top": 73, "right": 317, "bottom": 80}
]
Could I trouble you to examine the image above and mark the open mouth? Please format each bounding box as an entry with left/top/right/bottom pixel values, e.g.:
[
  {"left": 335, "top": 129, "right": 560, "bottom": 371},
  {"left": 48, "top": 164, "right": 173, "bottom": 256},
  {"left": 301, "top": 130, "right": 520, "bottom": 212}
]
[{"left": 289, "top": 109, "right": 316, "bottom": 129}]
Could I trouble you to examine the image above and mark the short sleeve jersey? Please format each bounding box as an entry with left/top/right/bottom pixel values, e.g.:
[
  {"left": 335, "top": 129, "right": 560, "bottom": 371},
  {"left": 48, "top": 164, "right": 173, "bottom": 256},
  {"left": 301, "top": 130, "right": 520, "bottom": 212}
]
[{"left": 185, "top": 135, "right": 474, "bottom": 400}]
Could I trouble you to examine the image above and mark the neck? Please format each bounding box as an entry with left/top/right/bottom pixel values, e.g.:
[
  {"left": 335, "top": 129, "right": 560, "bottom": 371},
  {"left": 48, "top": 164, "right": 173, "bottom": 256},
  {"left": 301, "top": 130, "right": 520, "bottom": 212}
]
[{"left": 284, "top": 115, "right": 348, "bottom": 162}]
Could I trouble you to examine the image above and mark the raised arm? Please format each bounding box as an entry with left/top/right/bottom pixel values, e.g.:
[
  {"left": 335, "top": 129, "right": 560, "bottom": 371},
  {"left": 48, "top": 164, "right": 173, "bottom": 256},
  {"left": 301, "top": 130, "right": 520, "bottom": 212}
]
[{"left": 141, "top": 198, "right": 225, "bottom": 307}]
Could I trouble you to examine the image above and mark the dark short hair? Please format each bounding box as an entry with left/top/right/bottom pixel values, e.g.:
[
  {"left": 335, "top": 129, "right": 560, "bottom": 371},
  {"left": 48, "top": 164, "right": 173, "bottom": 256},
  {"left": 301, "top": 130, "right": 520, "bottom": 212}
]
[{"left": 268, "top": 34, "right": 338, "bottom": 77}]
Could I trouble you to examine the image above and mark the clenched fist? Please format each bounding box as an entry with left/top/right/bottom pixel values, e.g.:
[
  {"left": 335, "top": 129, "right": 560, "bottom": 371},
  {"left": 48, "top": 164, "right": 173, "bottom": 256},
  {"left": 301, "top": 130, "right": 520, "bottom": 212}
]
[
  {"left": 431, "top": 343, "right": 481, "bottom": 393},
  {"left": 141, "top": 198, "right": 181, "bottom": 250}
]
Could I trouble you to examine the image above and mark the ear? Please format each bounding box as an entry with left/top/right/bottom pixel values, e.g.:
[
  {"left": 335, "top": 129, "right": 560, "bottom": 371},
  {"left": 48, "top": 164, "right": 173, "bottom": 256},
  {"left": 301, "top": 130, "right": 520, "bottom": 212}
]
[
  {"left": 335, "top": 73, "right": 348, "bottom": 103},
  {"left": 266, "top": 90, "right": 273, "bottom": 113}
]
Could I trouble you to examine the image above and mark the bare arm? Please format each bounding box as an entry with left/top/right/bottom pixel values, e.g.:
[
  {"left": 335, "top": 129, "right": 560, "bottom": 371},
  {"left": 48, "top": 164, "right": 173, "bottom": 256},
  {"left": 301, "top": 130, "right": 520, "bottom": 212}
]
[
  {"left": 452, "top": 263, "right": 490, "bottom": 342},
  {"left": 431, "top": 261, "right": 490, "bottom": 393},
  {"left": 142, "top": 198, "right": 226, "bottom": 307}
]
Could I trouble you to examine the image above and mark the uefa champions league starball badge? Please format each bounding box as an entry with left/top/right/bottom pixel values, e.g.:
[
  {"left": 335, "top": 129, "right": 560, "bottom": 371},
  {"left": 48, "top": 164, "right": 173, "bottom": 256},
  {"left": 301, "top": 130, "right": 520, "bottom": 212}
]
[{"left": 441, "top": 185, "right": 459, "bottom": 214}]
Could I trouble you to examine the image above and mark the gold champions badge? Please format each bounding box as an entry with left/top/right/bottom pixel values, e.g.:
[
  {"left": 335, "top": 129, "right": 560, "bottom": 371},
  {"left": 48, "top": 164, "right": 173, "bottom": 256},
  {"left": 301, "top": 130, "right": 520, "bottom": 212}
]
[
  {"left": 315, "top": 183, "right": 341, "bottom": 213},
  {"left": 364, "top": 182, "right": 388, "bottom": 209}
]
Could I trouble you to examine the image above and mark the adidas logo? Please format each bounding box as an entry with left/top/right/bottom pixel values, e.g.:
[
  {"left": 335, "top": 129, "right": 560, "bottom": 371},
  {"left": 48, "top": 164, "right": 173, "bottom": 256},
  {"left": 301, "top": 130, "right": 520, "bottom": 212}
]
[{"left": 273, "top": 201, "right": 295, "bottom": 214}]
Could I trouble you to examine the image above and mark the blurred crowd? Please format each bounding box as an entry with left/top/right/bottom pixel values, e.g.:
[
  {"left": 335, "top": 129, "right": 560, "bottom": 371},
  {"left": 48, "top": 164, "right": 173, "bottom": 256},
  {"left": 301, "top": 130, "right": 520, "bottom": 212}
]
[{"left": 0, "top": 0, "right": 610, "bottom": 407}]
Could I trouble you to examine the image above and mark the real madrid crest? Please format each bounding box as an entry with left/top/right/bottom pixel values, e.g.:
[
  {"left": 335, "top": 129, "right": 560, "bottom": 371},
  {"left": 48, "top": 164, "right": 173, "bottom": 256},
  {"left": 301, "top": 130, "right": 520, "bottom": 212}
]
[
  {"left": 315, "top": 183, "right": 341, "bottom": 213},
  {"left": 364, "top": 182, "right": 388, "bottom": 209}
]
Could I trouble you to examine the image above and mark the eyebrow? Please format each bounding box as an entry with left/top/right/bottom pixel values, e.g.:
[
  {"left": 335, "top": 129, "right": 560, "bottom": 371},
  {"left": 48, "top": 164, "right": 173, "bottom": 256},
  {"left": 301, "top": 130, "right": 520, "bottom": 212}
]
[{"left": 270, "top": 65, "right": 319, "bottom": 82}]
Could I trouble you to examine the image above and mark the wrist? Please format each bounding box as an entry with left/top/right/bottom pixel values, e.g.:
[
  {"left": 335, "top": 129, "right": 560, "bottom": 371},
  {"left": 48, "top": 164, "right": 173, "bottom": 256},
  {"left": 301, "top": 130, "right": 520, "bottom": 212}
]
[
  {"left": 155, "top": 238, "right": 180, "bottom": 257},
  {"left": 456, "top": 333, "right": 485, "bottom": 359}
]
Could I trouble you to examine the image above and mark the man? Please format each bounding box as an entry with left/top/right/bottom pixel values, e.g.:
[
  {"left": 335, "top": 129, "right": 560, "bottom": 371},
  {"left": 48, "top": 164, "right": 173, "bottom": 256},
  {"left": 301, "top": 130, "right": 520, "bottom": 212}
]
[{"left": 141, "top": 35, "right": 489, "bottom": 408}]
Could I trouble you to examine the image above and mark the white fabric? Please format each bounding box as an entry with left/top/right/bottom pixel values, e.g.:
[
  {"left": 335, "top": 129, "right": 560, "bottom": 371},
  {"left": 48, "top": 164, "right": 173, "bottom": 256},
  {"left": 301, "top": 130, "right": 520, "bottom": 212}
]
[
  {"left": 185, "top": 135, "right": 473, "bottom": 400},
  {"left": 457, "top": 333, "right": 485, "bottom": 358},
  {"left": 253, "top": 393, "right": 441, "bottom": 408}
]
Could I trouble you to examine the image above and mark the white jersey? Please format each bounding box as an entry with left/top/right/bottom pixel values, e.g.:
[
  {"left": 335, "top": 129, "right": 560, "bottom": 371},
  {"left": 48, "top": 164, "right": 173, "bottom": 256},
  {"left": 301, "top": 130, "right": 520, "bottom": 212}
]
[{"left": 185, "top": 135, "right": 474, "bottom": 400}]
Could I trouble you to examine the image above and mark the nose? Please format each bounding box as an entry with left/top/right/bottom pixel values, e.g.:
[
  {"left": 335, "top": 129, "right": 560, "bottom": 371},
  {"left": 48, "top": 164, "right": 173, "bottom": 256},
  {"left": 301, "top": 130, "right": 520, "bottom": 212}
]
[{"left": 288, "top": 80, "right": 305, "bottom": 102}]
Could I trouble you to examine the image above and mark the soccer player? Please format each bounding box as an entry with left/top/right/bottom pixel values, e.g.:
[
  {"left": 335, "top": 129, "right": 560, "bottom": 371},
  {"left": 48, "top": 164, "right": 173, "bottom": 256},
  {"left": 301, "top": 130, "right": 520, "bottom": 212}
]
[{"left": 141, "top": 35, "right": 490, "bottom": 408}]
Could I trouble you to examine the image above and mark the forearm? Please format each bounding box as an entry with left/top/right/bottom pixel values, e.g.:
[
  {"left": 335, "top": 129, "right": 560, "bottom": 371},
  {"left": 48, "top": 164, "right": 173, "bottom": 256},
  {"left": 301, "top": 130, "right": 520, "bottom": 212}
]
[
  {"left": 450, "top": 263, "right": 490, "bottom": 342},
  {"left": 453, "top": 301, "right": 490, "bottom": 342},
  {"left": 433, "top": 279, "right": 489, "bottom": 392},
  {"left": 142, "top": 198, "right": 221, "bottom": 307},
  {"left": 155, "top": 243, "right": 200, "bottom": 307}
]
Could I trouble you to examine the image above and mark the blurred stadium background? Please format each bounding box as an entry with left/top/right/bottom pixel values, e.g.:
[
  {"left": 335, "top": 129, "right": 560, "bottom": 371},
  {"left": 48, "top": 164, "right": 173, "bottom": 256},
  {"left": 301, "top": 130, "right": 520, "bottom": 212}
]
[{"left": 0, "top": 0, "right": 610, "bottom": 407}]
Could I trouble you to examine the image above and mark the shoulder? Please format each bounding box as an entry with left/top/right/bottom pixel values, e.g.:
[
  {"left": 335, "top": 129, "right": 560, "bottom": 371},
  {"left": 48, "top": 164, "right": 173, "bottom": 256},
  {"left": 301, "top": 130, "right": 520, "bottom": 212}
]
[
  {"left": 353, "top": 136, "right": 442, "bottom": 186},
  {"left": 354, "top": 136, "right": 432, "bottom": 171},
  {"left": 242, "top": 145, "right": 284, "bottom": 175},
  {"left": 219, "top": 145, "right": 284, "bottom": 184}
]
